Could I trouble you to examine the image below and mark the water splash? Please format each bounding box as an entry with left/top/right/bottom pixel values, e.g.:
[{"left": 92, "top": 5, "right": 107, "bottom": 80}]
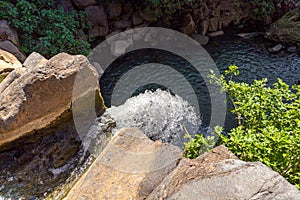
[{"left": 107, "top": 89, "right": 201, "bottom": 147}]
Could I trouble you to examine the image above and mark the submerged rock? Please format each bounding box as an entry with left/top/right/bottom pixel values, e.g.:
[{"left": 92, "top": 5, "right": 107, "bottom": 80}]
[
  {"left": 65, "top": 128, "right": 182, "bottom": 200},
  {"left": 268, "top": 44, "right": 284, "bottom": 53}
]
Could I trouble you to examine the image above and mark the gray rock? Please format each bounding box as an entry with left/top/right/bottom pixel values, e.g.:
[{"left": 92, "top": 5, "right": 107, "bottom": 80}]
[
  {"left": 287, "top": 46, "right": 297, "bottom": 53},
  {"left": 268, "top": 44, "right": 284, "bottom": 53},
  {"left": 192, "top": 34, "right": 209, "bottom": 45},
  {"left": 0, "top": 20, "right": 19, "bottom": 46},
  {"left": 71, "top": 0, "right": 96, "bottom": 9},
  {"left": 147, "top": 146, "right": 300, "bottom": 200},
  {"left": 0, "top": 40, "right": 26, "bottom": 62},
  {"left": 108, "top": 3, "right": 122, "bottom": 19},
  {"left": 85, "top": 6, "right": 109, "bottom": 37},
  {"left": 114, "top": 20, "right": 132, "bottom": 30}
]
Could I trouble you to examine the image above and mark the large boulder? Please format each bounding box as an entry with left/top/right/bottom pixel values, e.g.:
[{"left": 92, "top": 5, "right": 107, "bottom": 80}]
[
  {"left": 0, "top": 53, "right": 104, "bottom": 148},
  {"left": 147, "top": 146, "right": 300, "bottom": 200},
  {"left": 71, "top": 0, "right": 97, "bottom": 9},
  {"left": 181, "top": 14, "right": 196, "bottom": 36},
  {"left": 85, "top": 6, "right": 109, "bottom": 38},
  {"left": 0, "top": 20, "right": 19, "bottom": 46},
  {"left": 65, "top": 128, "right": 182, "bottom": 200},
  {"left": 0, "top": 40, "right": 26, "bottom": 63}
]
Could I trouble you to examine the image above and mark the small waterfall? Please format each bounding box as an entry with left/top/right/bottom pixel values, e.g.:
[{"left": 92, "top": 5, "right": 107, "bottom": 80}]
[{"left": 106, "top": 89, "right": 201, "bottom": 148}]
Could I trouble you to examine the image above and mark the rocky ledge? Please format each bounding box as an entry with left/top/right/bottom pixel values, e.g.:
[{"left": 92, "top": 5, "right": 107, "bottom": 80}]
[{"left": 64, "top": 128, "right": 300, "bottom": 200}]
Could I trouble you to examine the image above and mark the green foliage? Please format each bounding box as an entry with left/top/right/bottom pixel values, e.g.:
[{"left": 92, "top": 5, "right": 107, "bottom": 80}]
[
  {"left": 249, "top": 0, "right": 281, "bottom": 20},
  {"left": 208, "top": 66, "right": 300, "bottom": 189},
  {"left": 144, "top": 0, "right": 194, "bottom": 19},
  {"left": 184, "top": 126, "right": 223, "bottom": 159},
  {"left": 0, "top": 0, "right": 90, "bottom": 58}
]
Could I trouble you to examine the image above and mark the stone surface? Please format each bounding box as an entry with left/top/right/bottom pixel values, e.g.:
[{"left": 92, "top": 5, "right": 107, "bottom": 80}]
[
  {"left": 287, "top": 46, "right": 297, "bottom": 53},
  {"left": 208, "top": 30, "right": 224, "bottom": 37},
  {"left": 198, "top": 20, "right": 209, "bottom": 35},
  {"left": 0, "top": 40, "right": 26, "bottom": 62},
  {"left": 23, "top": 52, "right": 48, "bottom": 72},
  {"left": 108, "top": 3, "right": 122, "bottom": 19},
  {"left": 65, "top": 128, "right": 182, "bottom": 200},
  {"left": 192, "top": 34, "right": 209, "bottom": 45},
  {"left": 268, "top": 44, "right": 284, "bottom": 53},
  {"left": 114, "top": 20, "right": 132, "bottom": 30},
  {"left": 71, "top": 0, "right": 96, "bottom": 9},
  {"left": 110, "top": 39, "right": 132, "bottom": 56},
  {"left": 0, "top": 49, "right": 22, "bottom": 73},
  {"left": 85, "top": 6, "right": 109, "bottom": 37},
  {"left": 0, "top": 53, "right": 103, "bottom": 147},
  {"left": 147, "top": 146, "right": 300, "bottom": 200},
  {"left": 209, "top": 17, "right": 219, "bottom": 32},
  {"left": 181, "top": 14, "right": 196, "bottom": 36},
  {"left": 132, "top": 12, "right": 144, "bottom": 26},
  {"left": 0, "top": 20, "right": 19, "bottom": 46}
]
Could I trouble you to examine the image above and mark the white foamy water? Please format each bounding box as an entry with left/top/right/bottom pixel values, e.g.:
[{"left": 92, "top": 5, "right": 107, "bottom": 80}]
[{"left": 107, "top": 89, "right": 201, "bottom": 147}]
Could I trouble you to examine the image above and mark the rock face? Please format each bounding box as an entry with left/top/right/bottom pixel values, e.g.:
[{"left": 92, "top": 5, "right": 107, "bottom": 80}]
[
  {"left": 147, "top": 146, "right": 300, "bottom": 200},
  {"left": 0, "top": 53, "right": 104, "bottom": 147},
  {"left": 85, "top": 6, "right": 109, "bottom": 38},
  {"left": 0, "top": 49, "right": 22, "bottom": 73},
  {"left": 0, "top": 40, "right": 26, "bottom": 62},
  {"left": 65, "top": 128, "right": 182, "bottom": 200},
  {"left": 0, "top": 20, "right": 19, "bottom": 46},
  {"left": 23, "top": 52, "right": 48, "bottom": 72}
]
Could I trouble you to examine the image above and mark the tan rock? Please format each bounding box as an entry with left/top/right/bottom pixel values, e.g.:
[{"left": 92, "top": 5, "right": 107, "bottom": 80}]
[
  {"left": 198, "top": 20, "right": 209, "bottom": 35},
  {"left": 0, "top": 53, "right": 103, "bottom": 147},
  {"left": 181, "top": 14, "right": 196, "bottom": 36},
  {"left": 0, "top": 49, "right": 22, "bottom": 73},
  {"left": 208, "top": 17, "right": 219, "bottom": 32},
  {"left": 23, "top": 52, "right": 48, "bottom": 72},
  {"left": 147, "top": 146, "right": 300, "bottom": 200},
  {"left": 65, "top": 128, "right": 182, "bottom": 200},
  {"left": 208, "top": 30, "right": 224, "bottom": 37}
]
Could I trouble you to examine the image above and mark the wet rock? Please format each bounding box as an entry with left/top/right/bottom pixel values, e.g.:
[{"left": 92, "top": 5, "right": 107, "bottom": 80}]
[
  {"left": 0, "top": 40, "right": 26, "bottom": 62},
  {"left": 23, "top": 52, "right": 48, "bottom": 72},
  {"left": 268, "top": 44, "right": 284, "bottom": 53},
  {"left": 191, "top": 34, "right": 209, "bottom": 45},
  {"left": 147, "top": 146, "right": 300, "bottom": 200},
  {"left": 107, "top": 3, "right": 122, "bottom": 19},
  {"left": 71, "top": 0, "right": 96, "bottom": 9},
  {"left": 208, "top": 30, "right": 224, "bottom": 37},
  {"left": 0, "top": 53, "right": 104, "bottom": 147},
  {"left": 181, "top": 14, "right": 196, "bottom": 36},
  {"left": 85, "top": 6, "right": 109, "bottom": 37},
  {"left": 236, "top": 32, "right": 262, "bottom": 39},
  {"left": 287, "top": 46, "right": 297, "bottom": 53},
  {"left": 65, "top": 128, "right": 182, "bottom": 200},
  {"left": 0, "top": 20, "right": 19, "bottom": 46}
]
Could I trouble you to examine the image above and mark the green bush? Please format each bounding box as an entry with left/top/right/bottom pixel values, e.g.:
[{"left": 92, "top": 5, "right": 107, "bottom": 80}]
[
  {"left": 144, "top": 0, "right": 194, "bottom": 20},
  {"left": 184, "top": 65, "right": 300, "bottom": 189},
  {"left": 0, "top": 0, "right": 90, "bottom": 58},
  {"left": 249, "top": 0, "right": 281, "bottom": 20}
]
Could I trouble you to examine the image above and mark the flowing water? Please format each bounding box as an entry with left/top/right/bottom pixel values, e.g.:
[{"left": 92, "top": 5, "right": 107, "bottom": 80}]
[{"left": 0, "top": 34, "right": 299, "bottom": 199}]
